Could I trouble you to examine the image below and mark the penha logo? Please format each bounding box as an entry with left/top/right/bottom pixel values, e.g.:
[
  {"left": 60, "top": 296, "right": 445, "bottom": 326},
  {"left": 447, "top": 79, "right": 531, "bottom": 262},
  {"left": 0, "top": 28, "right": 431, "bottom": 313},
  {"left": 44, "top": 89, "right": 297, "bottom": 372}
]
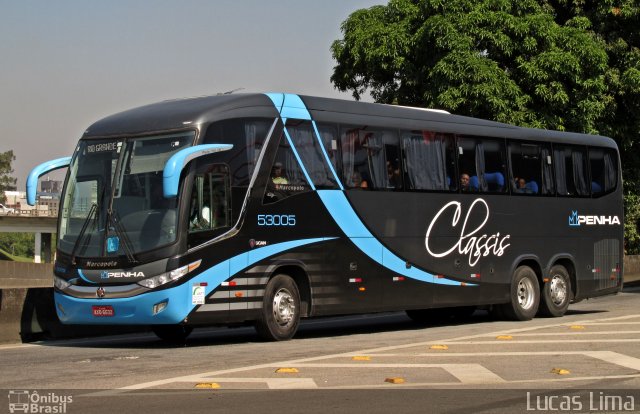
[
  {"left": 100, "top": 271, "right": 145, "bottom": 279},
  {"left": 569, "top": 211, "right": 620, "bottom": 227}
]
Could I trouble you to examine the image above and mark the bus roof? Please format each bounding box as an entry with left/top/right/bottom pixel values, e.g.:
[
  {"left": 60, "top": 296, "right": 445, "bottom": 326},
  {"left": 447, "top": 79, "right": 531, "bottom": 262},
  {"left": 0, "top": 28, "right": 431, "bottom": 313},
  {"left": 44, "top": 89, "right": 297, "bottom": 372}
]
[{"left": 81, "top": 93, "right": 617, "bottom": 149}]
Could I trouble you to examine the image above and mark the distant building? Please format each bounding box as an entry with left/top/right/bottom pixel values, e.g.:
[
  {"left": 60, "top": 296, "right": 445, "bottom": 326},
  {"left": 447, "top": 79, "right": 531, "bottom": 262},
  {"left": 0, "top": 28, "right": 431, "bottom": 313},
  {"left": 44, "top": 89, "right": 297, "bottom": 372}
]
[
  {"left": 41, "top": 180, "right": 62, "bottom": 194},
  {"left": 2, "top": 189, "right": 59, "bottom": 216}
]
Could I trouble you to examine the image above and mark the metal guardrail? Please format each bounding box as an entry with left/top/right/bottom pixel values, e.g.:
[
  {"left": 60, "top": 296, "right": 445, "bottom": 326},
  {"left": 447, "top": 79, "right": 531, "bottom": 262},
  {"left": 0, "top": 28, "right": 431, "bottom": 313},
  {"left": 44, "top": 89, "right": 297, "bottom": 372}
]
[{"left": 0, "top": 209, "right": 57, "bottom": 217}]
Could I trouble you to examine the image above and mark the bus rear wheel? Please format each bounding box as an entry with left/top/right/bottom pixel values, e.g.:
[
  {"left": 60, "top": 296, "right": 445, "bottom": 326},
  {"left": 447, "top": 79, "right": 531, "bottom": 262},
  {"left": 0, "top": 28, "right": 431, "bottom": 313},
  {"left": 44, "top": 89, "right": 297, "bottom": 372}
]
[
  {"left": 538, "top": 265, "right": 571, "bottom": 317},
  {"left": 500, "top": 265, "right": 540, "bottom": 321},
  {"left": 256, "top": 274, "right": 300, "bottom": 341},
  {"left": 152, "top": 324, "right": 193, "bottom": 343}
]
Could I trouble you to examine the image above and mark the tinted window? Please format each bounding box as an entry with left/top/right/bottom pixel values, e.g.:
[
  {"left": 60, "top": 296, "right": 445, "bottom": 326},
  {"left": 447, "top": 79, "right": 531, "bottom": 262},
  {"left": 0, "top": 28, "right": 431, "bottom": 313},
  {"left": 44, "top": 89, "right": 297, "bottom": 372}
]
[
  {"left": 263, "top": 132, "right": 310, "bottom": 204},
  {"left": 457, "top": 137, "right": 507, "bottom": 193},
  {"left": 553, "top": 145, "right": 589, "bottom": 196},
  {"left": 315, "top": 122, "right": 340, "bottom": 182},
  {"left": 508, "top": 141, "right": 554, "bottom": 195},
  {"left": 589, "top": 148, "right": 618, "bottom": 196},
  {"left": 401, "top": 130, "right": 456, "bottom": 191},
  {"left": 203, "top": 118, "right": 273, "bottom": 186},
  {"left": 284, "top": 120, "right": 338, "bottom": 189},
  {"left": 341, "top": 126, "right": 400, "bottom": 190}
]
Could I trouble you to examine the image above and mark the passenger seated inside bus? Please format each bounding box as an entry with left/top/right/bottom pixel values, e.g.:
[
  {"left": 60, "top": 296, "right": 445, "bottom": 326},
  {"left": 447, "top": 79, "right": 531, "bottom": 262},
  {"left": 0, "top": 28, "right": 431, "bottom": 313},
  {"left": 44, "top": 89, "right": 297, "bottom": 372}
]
[
  {"left": 460, "top": 173, "right": 472, "bottom": 191},
  {"left": 271, "top": 162, "right": 288, "bottom": 185},
  {"left": 514, "top": 177, "right": 538, "bottom": 194},
  {"left": 387, "top": 160, "right": 401, "bottom": 189},
  {"left": 351, "top": 171, "right": 369, "bottom": 189}
]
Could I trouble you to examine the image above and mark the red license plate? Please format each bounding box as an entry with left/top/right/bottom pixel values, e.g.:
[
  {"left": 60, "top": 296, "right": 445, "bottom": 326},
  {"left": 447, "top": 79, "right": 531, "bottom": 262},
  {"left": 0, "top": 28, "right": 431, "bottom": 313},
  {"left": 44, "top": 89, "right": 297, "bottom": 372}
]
[{"left": 92, "top": 305, "right": 114, "bottom": 317}]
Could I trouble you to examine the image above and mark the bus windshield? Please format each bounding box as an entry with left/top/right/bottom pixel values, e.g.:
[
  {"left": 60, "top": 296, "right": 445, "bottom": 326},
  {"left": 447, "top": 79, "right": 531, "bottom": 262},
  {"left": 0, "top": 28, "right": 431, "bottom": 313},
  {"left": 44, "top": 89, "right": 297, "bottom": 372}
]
[{"left": 58, "top": 132, "right": 194, "bottom": 258}]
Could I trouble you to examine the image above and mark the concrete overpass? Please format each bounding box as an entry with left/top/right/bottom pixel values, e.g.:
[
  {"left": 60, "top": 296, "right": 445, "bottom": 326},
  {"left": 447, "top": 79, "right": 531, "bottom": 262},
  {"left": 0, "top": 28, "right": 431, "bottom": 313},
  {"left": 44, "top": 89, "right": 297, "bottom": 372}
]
[{"left": 0, "top": 214, "right": 57, "bottom": 263}]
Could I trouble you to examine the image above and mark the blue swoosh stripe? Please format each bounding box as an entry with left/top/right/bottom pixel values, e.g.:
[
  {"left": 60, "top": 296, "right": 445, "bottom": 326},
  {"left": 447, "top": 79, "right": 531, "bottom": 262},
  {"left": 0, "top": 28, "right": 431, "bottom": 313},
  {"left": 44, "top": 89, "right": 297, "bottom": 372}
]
[
  {"left": 77, "top": 269, "right": 97, "bottom": 284},
  {"left": 264, "top": 93, "right": 472, "bottom": 287},
  {"left": 200, "top": 237, "right": 336, "bottom": 298},
  {"left": 317, "top": 191, "right": 472, "bottom": 286}
]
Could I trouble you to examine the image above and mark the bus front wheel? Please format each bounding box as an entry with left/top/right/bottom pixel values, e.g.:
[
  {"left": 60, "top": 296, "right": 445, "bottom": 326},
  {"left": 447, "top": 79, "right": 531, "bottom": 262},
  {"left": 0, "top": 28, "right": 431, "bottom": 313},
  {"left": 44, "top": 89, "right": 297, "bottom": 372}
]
[
  {"left": 256, "top": 274, "right": 301, "bottom": 341},
  {"left": 538, "top": 265, "right": 571, "bottom": 317},
  {"left": 501, "top": 265, "right": 540, "bottom": 321}
]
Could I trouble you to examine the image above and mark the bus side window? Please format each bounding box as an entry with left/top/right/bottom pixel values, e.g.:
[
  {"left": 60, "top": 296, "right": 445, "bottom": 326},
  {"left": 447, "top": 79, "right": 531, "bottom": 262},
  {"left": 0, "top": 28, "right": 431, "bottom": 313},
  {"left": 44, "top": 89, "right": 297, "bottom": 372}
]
[
  {"left": 401, "top": 130, "right": 456, "bottom": 191},
  {"left": 589, "top": 148, "right": 618, "bottom": 196},
  {"left": 189, "top": 164, "right": 231, "bottom": 233},
  {"left": 189, "top": 175, "right": 212, "bottom": 232},
  {"left": 553, "top": 145, "right": 590, "bottom": 196},
  {"left": 341, "top": 126, "right": 400, "bottom": 191},
  {"left": 263, "top": 132, "right": 310, "bottom": 204},
  {"left": 508, "top": 141, "right": 554, "bottom": 195},
  {"left": 457, "top": 136, "right": 507, "bottom": 193}
]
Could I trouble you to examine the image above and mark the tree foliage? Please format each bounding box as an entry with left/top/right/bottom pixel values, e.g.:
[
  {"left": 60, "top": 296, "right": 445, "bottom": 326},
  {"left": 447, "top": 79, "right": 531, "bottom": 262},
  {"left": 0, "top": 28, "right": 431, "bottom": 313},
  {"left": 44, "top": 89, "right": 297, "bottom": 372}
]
[
  {"left": 0, "top": 233, "right": 35, "bottom": 260},
  {"left": 331, "top": 0, "right": 640, "bottom": 252},
  {"left": 0, "top": 150, "right": 17, "bottom": 204}
]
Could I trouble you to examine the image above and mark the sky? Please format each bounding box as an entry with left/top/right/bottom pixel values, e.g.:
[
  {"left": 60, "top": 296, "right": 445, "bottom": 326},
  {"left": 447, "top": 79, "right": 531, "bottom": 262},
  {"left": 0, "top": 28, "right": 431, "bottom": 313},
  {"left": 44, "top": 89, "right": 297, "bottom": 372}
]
[{"left": 0, "top": 0, "right": 382, "bottom": 189}]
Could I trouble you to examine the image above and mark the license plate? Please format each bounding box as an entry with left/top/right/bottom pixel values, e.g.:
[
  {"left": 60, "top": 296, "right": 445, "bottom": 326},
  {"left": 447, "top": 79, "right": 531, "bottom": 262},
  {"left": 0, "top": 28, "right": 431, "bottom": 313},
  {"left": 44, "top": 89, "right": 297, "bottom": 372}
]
[{"left": 92, "top": 305, "right": 114, "bottom": 317}]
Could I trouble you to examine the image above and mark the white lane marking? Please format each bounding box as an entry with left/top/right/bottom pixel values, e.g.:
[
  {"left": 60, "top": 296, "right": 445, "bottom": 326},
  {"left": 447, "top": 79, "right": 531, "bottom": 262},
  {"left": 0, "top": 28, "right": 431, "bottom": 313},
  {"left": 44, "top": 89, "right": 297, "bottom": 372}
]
[
  {"left": 487, "top": 331, "right": 640, "bottom": 336},
  {"left": 439, "top": 364, "right": 505, "bottom": 384},
  {"left": 113, "top": 313, "right": 640, "bottom": 391},
  {"left": 438, "top": 339, "right": 640, "bottom": 344},
  {"left": 326, "top": 373, "right": 640, "bottom": 389},
  {"left": 357, "top": 351, "right": 631, "bottom": 357},
  {"left": 279, "top": 363, "right": 504, "bottom": 384},
  {"left": 570, "top": 322, "right": 640, "bottom": 325},
  {"left": 583, "top": 351, "right": 640, "bottom": 371}
]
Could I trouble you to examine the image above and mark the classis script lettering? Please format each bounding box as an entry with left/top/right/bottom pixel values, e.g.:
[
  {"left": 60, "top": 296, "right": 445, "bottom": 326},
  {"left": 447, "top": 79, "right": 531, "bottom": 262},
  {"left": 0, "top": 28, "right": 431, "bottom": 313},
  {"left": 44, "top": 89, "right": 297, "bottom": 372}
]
[{"left": 425, "top": 199, "right": 511, "bottom": 267}]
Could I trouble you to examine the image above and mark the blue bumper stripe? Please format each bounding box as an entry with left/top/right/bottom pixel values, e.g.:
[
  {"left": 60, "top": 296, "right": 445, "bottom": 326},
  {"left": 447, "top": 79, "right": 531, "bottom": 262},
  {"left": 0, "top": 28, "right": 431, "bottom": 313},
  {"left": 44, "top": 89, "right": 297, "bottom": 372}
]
[{"left": 56, "top": 237, "right": 333, "bottom": 324}]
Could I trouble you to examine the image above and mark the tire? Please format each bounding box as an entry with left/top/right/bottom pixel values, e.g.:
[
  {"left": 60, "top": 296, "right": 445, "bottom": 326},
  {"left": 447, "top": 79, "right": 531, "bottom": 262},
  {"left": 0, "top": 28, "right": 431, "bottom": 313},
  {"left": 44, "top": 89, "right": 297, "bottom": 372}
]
[
  {"left": 256, "top": 274, "right": 301, "bottom": 341},
  {"left": 152, "top": 324, "right": 193, "bottom": 343},
  {"left": 538, "top": 265, "right": 571, "bottom": 317},
  {"left": 500, "top": 265, "right": 540, "bottom": 321}
]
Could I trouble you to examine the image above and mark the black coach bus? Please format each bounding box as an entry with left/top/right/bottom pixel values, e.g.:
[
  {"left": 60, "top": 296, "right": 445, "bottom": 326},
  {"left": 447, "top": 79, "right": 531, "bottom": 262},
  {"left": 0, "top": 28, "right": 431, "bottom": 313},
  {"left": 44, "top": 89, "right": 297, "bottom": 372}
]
[{"left": 27, "top": 93, "right": 623, "bottom": 341}]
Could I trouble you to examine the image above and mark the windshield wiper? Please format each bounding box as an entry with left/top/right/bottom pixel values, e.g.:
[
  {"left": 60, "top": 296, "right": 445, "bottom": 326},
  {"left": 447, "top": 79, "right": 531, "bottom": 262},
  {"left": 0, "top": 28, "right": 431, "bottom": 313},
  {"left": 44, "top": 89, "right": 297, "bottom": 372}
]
[
  {"left": 70, "top": 203, "right": 97, "bottom": 266},
  {"left": 106, "top": 209, "right": 138, "bottom": 264}
]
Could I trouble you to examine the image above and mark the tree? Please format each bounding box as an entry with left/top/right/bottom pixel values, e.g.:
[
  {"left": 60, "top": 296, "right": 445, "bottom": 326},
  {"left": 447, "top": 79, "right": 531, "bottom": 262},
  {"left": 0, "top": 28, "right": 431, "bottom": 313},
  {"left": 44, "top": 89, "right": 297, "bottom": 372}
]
[
  {"left": 548, "top": 1, "right": 640, "bottom": 253},
  {"left": 331, "top": 0, "right": 640, "bottom": 252},
  {"left": 0, "top": 150, "right": 17, "bottom": 204}
]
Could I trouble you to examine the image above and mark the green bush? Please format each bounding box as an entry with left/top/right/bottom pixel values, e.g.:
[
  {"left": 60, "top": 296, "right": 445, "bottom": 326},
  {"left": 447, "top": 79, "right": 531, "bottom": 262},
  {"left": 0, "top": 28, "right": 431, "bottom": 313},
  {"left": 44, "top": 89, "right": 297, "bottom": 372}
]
[{"left": 624, "top": 193, "right": 640, "bottom": 254}]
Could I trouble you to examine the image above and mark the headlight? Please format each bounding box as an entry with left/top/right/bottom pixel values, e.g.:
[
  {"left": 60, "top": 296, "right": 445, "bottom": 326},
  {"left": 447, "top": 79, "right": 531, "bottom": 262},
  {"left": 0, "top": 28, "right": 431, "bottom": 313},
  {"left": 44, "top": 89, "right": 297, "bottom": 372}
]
[
  {"left": 54, "top": 275, "right": 71, "bottom": 290},
  {"left": 137, "top": 260, "right": 201, "bottom": 289}
]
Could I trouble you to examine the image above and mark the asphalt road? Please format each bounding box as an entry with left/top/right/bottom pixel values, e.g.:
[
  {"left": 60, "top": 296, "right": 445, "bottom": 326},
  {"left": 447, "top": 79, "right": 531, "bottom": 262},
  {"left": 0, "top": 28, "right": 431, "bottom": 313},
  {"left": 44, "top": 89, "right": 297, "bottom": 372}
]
[{"left": 2, "top": 285, "right": 640, "bottom": 414}]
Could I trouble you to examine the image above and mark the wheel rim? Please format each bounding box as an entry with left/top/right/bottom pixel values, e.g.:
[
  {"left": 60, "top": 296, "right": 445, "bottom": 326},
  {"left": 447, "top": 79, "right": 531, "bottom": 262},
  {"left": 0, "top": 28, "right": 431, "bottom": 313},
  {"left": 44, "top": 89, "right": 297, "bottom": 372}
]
[
  {"left": 272, "top": 288, "right": 296, "bottom": 327},
  {"left": 549, "top": 275, "right": 568, "bottom": 306},
  {"left": 517, "top": 278, "right": 535, "bottom": 310}
]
